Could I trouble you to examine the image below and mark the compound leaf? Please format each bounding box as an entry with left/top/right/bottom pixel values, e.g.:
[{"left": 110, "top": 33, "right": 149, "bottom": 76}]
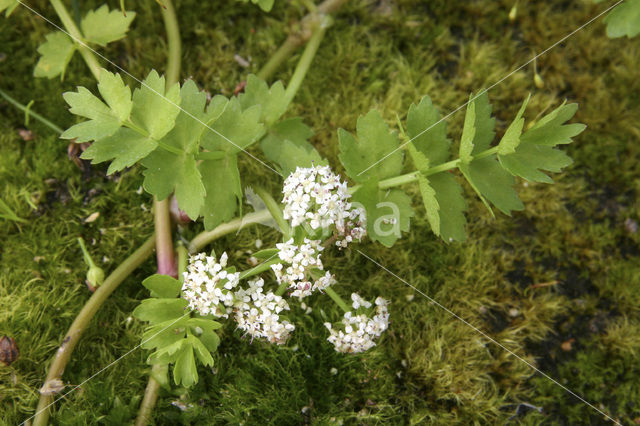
[
  {"left": 430, "top": 172, "right": 467, "bottom": 242},
  {"left": 469, "top": 92, "right": 495, "bottom": 153},
  {"left": 417, "top": 175, "right": 440, "bottom": 236},
  {"left": 142, "top": 274, "right": 182, "bottom": 299},
  {"left": 33, "top": 32, "right": 75, "bottom": 79},
  {"left": 497, "top": 94, "right": 530, "bottom": 155},
  {"left": 97, "top": 70, "right": 133, "bottom": 122},
  {"left": 81, "top": 5, "right": 136, "bottom": 47},
  {"left": 201, "top": 98, "right": 264, "bottom": 154},
  {"left": 338, "top": 110, "right": 404, "bottom": 183},
  {"left": 603, "top": 0, "right": 640, "bottom": 39},
  {"left": 459, "top": 100, "right": 476, "bottom": 164},
  {"left": 173, "top": 343, "right": 197, "bottom": 387},
  {"left": 133, "top": 298, "right": 188, "bottom": 325}
]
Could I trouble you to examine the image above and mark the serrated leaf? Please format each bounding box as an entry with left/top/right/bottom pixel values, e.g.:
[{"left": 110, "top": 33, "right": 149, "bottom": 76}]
[
  {"left": 406, "top": 142, "right": 429, "bottom": 172},
  {"left": 173, "top": 344, "right": 197, "bottom": 387},
  {"left": 187, "top": 334, "right": 214, "bottom": 367},
  {"left": 142, "top": 149, "right": 205, "bottom": 219},
  {"left": 133, "top": 298, "right": 188, "bottom": 324},
  {"left": 261, "top": 118, "right": 326, "bottom": 176},
  {"left": 417, "top": 175, "right": 440, "bottom": 236},
  {"left": 459, "top": 100, "right": 476, "bottom": 164},
  {"left": 97, "top": 70, "right": 132, "bottom": 122},
  {"left": 498, "top": 102, "right": 582, "bottom": 183},
  {"left": 497, "top": 94, "right": 530, "bottom": 155},
  {"left": 148, "top": 338, "right": 185, "bottom": 365},
  {"left": 338, "top": 110, "right": 404, "bottom": 183},
  {"left": 81, "top": 127, "right": 157, "bottom": 174},
  {"left": 33, "top": 32, "right": 75, "bottom": 79},
  {"left": 130, "top": 70, "right": 181, "bottom": 140},
  {"left": 352, "top": 181, "right": 414, "bottom": 247},
  {"left": 81, "top": 5, "right": 136, "bottom": 47},
  {"left": 201, "top": 98, "right": 264, "bottom": 154},
  {"left": 603, "top": 0, "right": 640, "bottom": 39},
  {"left": 469, "top": 92, "right": 495, "bottom": 152},
  {"left": 429, "top": 172, "right": 467, "bottom": 242},
  {"left": 520, "top": 102, "right": 586, "bottom": 147},
  {"left": 406, "top": 95, "right": 451, "bottom": 165},
  {"left": 141, "top": 318, "right": 188, "bottom": 351},
  {"left": 142, "top": 274, "right": 182, "bottom": 298},
  {"left": 459, "top": 157, "right": 524, "bottom": 216},
  {"left": 238, "top": 74, "right": 287, "bottom": 126},
  {"left": 199, "top": 155, "right": 242, "bottom": 230}
]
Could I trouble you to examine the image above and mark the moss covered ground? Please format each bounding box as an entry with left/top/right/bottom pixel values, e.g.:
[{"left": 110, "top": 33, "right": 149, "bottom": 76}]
[{"left": 1, "top": 0, "right": 639, "bottom": 424}]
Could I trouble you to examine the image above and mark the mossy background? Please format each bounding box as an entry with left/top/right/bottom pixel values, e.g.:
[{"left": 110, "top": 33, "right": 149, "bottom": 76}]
[{"left": 1, "top": 0, "right": 639, "bottom": 424}]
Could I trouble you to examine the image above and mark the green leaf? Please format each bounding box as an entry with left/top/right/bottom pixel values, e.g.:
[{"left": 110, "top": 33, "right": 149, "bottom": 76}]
[
  {"left": 406, "top": 95, "right": 451, "bottom": 165},
  {"left": 130, "top": 70, "right": 181, "bottom": 140},
  {"left": 187, "top": 334, "right": 214, "bottom": 367},
  {"left": 142, "top": 150, "right": 205, "bottom": 219},
  {"left": 261, "top": 118, "right": 326, "bottom": 176},
  {"left": 33, "top": 32, "right": 75, "bottom": 79},
  {"left": 498, "top": 102, "right": 583, "bottom": 183},
  {"left": 238, "top": 75, "right": 287, "bottom": 126},
  {"left": 97, "top": 70, "right": 133, "bottom": 122},
  {"left": 0, "top": 0, "right": 19, "bottom": 16},
  {"left": 81, "top": 5, "right": 136, "bottom": 47},
  {"left": 142, "top": 274, "right": 182, "bottom": 298},
  {"left": 141, "top": 318, "right": 188, "bottom": 351},
  {"left": 352, "top": 181, "right": 414, "bottom": 247},
  {"left": 199, "top": 329, "right": 221, "bottom": 352},
  {"left": 459, "top": 157, "right": 524, "bottom": 216},
  {"left": 497, "top": 94, "right": 530, "bottom": 155},
  {"left": 199, "top": 155, "right": 243, "bottom": 230},
  {"left": 173, "top": 344, "right": 197, "bottom": 387},
  {"left": 417, "top": 175, "right": 440, "bottom": 236},
  {"left": 148, "top": 338, "right": 185, "bottom": 365},
  {"left": 406, "top": 142, "right": 430, "bottom": 172},
  {"left": 201, "top": 98, "right": 264, "bottom": 154},
  {"left": 458, "top": 100, "right": 476, "bottom": 164},
  {"left": 235, "top": 0, "right": 275, "bottom": 12},
  {"left": 338, "top": 110, "right": 404, "bottom": 183},
  {"left": 603, "top": 0, "right": 640, "bottom": 38},
  {"left": 133, "top": 298, "right": 188, "bottom": 324},
  {"left": 519, "top": 102, "right": 586, "bottom": 147},
  {"left": 469, "top": 92, "right": 495, "bottom": 153},
  {"left": 253, "top": 248, "right": 279, "bottom": 259},
  {"left": 81, "top": 127, "right": 157, "bottom": 174},
  {"left": 429, "top": 172, "right": 467, "bottom": 242},
  {"left": 186, "top": 318, "right": 222, "bottom": 332}
]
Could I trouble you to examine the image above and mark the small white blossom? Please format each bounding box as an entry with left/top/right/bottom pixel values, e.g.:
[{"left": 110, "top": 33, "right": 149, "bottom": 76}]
[
  {"left": 271, "top": 238, "right": 334, "bottom": 298},
  {"left": 233, "top": 278, "right": 295, "bottom": 344},
  {"left": 181, "top": 252, "right": 240, "bottom": 318},
  {"left": 325, "top": 294, "right": 389, "bottom": 353},
  {"left": 282, "top": 165, "right": 366, "bottom": 248}
]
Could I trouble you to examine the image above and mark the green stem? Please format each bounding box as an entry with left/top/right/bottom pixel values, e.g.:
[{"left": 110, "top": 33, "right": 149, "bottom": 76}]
[
  {"left": 0, "top": 89, "right": 64, "bottom": 134},
  {"left": 136, "top": 4, "right": 182, "bottom": 423},
  {"left": 238, "top": 257, "right": 281, "bottom": 280},
  {"left": 32, "top": 236, "right": 156, "bottom": 426},
  {"left": 256, "top": 0, "right": 349, "bottom": 81},
  {"left": 49, "top": 0, "right": 102, "bottom": 80},
  {"left": 77, "top": 237, "right": 96, "bottom": 269},
  {"left": 188, "top": 210, "right": 272, "bottom": 254},
  {"left": 253, "top": 186, "right": 291, "bottom": 239},
  {"left": 160, "top": 0, "right": 181, "bottom": 87},
  {"left": 371, "top": 146, "right": 501, "bottom": 190},
  {"left": 283, "top": 16, "right": 331, "bottom": 107},
  {"left": 325, "top": 287, "right": 350, "bottom": 313}
]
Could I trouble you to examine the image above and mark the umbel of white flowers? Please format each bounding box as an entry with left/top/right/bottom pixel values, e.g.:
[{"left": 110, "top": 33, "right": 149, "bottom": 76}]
[{"left": 281, "top": 165, "right": 366, "bottom": 248}]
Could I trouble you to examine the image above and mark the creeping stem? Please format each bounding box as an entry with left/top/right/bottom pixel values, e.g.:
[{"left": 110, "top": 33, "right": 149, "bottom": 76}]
[
  {"left": 49, "top": 0, "right": 102, "bottom": 80},
  {"left": 32, "top": 236, "right": 157, "bottom": 426},
  {"left": 257, "top": 0, "right": 349, "bottom": 81},
  {"left": 283, "top": 16, "right": 331, "bottom": 108}
]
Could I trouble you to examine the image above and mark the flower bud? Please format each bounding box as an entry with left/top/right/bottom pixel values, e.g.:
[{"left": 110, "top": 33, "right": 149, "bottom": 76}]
[
  {"left": 86, "top": 265, "right": 105, "bottom": 292},
  {"left": 0, "top": 335, "right": 19, "bottom": 366}
]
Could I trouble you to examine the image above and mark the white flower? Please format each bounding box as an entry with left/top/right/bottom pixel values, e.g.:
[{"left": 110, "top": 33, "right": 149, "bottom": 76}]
[
  {"left": 281, "top": 165, "right": 366, "bottom": 248},
  {"left": 325, "top": 294, "right": 389, "bottom": 353},
  {"left": 181, "top": 252, "right": 240, "bottom": 318},
  {"left": 233, "top": 278, "right": 295, "bottom": 344},
  {"left": 271, "top": 238, "right": 335, "bottom": 298}
]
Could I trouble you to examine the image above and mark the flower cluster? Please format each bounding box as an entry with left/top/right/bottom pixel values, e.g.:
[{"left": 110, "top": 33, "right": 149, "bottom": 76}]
[
  {"left": 324, "top": 294, "right": 390, "bottom": 353},
  {"left": 233, "top": 278, "right": 295, "bottom": 344},
  {"left": 271, "top": 238, "right": 335, "bottom": 298},
  {"left": 281, "top": 165, "right": 366, "bottom": 248},
  {"left": 181, "top": 252, "right": 240, "bottom": 318}
]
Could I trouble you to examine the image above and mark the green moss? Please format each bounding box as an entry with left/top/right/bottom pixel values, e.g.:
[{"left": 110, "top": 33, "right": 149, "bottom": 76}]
[{"left": 1, "top": 0, "right": 639, "bottom": 424}]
